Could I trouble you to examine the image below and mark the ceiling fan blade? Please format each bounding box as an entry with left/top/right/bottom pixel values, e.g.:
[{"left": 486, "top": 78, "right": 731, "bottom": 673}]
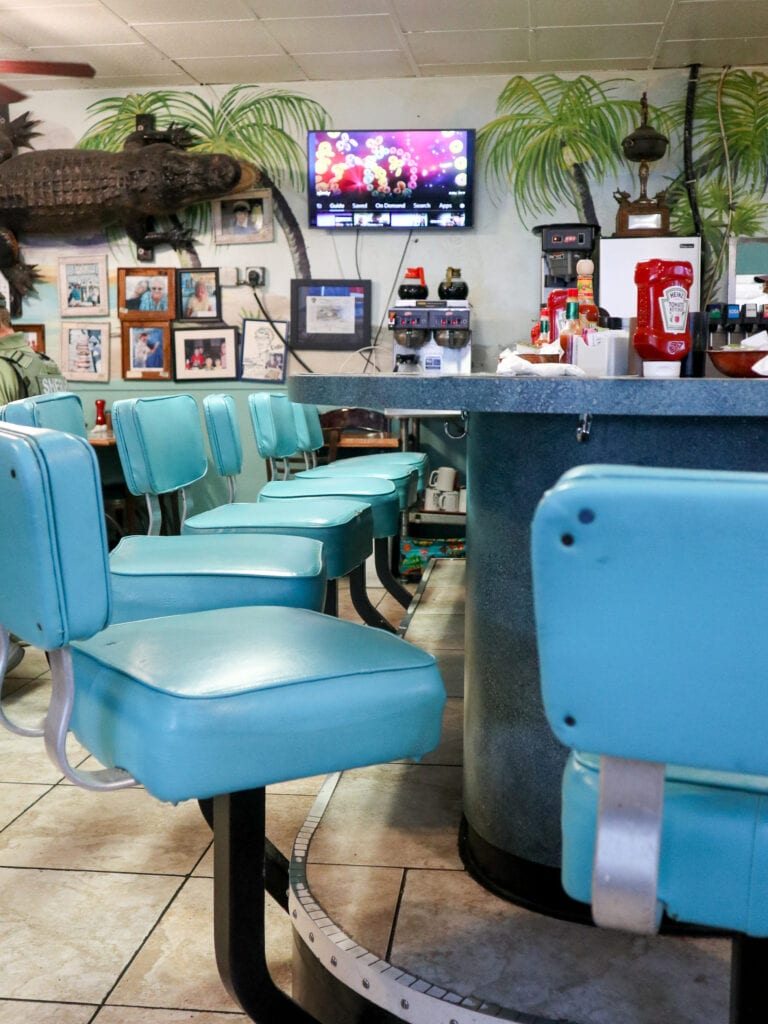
[
  {"left": 0, "top": 84, "right": 27, "bottom": 104},
  {"left": 0, "top": 60, "right": 95, "bottom": 79}
]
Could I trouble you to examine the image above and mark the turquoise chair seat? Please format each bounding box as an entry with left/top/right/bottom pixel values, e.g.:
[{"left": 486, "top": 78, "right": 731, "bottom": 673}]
[
  {"left": 183, "top": 498, "right": 372, "bottom": 581},
  {"left": 71, "top": 603, "right": 441, "bottom": 803},
  {"left": 109, "top": 533, "right": 326, "bottom": 622},
  {"left": 562, "top": 751, "right": 768, "bottom": 935},
  {"left": 292, "top": 402, "right": 428, "bottom": 490},
  {"left": 297, "top": 461, "right": 417, "bottom": 511},
  {"left": 258, "top": 477, "right": 400, "bottom": 539}
]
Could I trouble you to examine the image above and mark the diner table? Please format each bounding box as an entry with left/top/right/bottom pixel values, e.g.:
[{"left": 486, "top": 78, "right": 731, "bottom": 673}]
[{"left": 290, "top": 372, "right": 768, "bottom": 919}]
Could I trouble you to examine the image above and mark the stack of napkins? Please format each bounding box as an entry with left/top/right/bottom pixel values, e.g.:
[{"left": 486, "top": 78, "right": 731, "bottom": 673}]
[
  {"left": 740, "top": 330, "right": 768, "bottom": 349},
  {"left": 497, "top": 348, "right": 586, "bottom": 377}
]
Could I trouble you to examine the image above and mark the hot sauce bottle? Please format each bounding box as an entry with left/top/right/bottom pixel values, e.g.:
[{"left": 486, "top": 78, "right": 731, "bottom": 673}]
[
  {"left": 559, "top": 289, "right": 581, "bottom": 363},
  {"left": 576, "top": 258, "right": 599, "bottom": 330}
]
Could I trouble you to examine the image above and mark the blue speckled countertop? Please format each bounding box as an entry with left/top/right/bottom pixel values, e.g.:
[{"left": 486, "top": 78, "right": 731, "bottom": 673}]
[{"left": 288, "top": 373, "right": 768, "bottom": 418}]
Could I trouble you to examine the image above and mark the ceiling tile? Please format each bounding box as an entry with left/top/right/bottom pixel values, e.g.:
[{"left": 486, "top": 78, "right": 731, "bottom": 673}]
[
  {"left": 393, "top": 0, "right": 529, "bottom": 33},
  {"left": 103, "top": 0, "right": 254, "bottom": 20},
  {"left": 408, "top": 28, "right": 530, "bottom": 64},
  {"left": 295, "top": 50, "right": 415, "bottom": 80},
  {"left": 657, "top": 37, "right": 768, "bottom": 68},
  {"left": 136, "top": 20, "right": 281, "bottom": 58},
  {"left": 26, "top": 42, "right": 183, "bottom": 76},
  {"left": 264, "top": 14, "right": 401, "bottom": 54},
  {"left": 533, "top": 0, "right": 671, "bottom": 27},
  {"left": 418, "top": 61, "right": 530, "bottom": 77},
  {"left": 246, "top": 0, "right": 389, "bottom": 15},
  {"left": 666, "top": 1, "right": 767, "bottom": 39},
  {"left": 176, "top": 54, "right": 307, "bottom": 83},
  {"left": 0, "top": 4, "right": 138, "bottom": 46},
  {"left": 536, "top": 24, "right": 660, "bottom": 60}
]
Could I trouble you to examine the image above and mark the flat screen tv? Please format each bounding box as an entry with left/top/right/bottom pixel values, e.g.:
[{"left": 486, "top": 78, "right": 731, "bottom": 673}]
[{"left": 307, "top": 129, "right": 475, "bottom": 231}]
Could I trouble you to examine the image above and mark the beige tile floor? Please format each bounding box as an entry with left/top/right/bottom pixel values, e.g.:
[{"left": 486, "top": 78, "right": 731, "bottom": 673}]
[{"left": 0, "top": 558, "right": 733, "bottom": 1024}]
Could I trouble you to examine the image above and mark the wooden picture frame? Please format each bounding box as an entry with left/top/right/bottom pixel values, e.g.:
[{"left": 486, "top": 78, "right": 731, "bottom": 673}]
[
  {"left": 213, "top": 189, "right": 274, "bottom": 245},
  {"left": 239, "top": 319, "right": 287, "bottom": 383},
  {"left": 58, "top": 255, "right": 108, "bottom": 317},
  {"left": 117, "top": 267, "right": 176, "bottom": 321},
  {"left": 61, "top": 321, "right": 110, "bottom": 382},
  {"left": 290, "top": 278, "right": 371, "bottom": 351},
  {"left": 172, "top": 325, "right": 237, "bottom": 381},
  {"left": 121, "top": 322, "right": 172, "bottom": 380},
  {"left": 176, "top": 268, "right": 221, "bottom": 320},
  {"left": 14, "top": 323, "right": 45, "bottom": 353}
]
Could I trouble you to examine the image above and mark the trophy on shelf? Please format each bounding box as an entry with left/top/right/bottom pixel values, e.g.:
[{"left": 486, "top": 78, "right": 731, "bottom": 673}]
[{"left": 613, "top": 92, "right": 671, "bottom": 238}]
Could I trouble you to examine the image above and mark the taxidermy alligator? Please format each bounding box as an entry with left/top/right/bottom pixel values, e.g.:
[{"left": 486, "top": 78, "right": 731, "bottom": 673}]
[{"left": 0, "top": 112, "right": 258, "bottom": 295}]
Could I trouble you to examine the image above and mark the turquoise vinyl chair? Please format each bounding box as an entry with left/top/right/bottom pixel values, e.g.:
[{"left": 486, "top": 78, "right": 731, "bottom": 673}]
[
  {"left": 112, "top": 394, "right": 392, "bottom": 631},
  {"left": 247, "top": 392, "right": 414, "bottom": 609},
  {"left": 0, "top": 419, "right": 446, "bottom": 1022},
  {"left": 294, "top": 401, "right": 429, "bottom": 490},
  {"left": 0, "top": 393, "right": 328, "bottom": 629},
  {"left": 531, "top": 463, "right": 768, "bottom": 1023},
  {"left": 203, "top": 392, "right": 410, "bottom": 614}
]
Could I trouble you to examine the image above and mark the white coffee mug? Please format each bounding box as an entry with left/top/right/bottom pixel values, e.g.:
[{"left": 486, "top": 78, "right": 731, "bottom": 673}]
[
  {"left": 429, "top": 466, "right": 457, "bottom": 491},
  {"left": 438, "top": 490, "right": 459, "bottom": 512},
  {"left": 423, "top": 486, "right": 442, "bottom": 511}
]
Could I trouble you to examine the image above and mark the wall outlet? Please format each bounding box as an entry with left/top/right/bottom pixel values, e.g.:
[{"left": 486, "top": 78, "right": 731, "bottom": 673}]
[
  {"left": 246, "top": 267, "right": 266, "bottom": 288},
  {"left": 219, "top": 266, "right": 239, "bottom": 287}
]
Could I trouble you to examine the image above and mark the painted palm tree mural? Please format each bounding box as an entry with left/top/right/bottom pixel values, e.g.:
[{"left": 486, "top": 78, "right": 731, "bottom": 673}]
[
  {"left": 478, "top": 70, "right": 768, "bottom": 306},
  {"left": 77, "top": 85, "right": 328, "bottom": 277},
  {"left": 477, "top": 75, "right": 645, "bottom": 227}
]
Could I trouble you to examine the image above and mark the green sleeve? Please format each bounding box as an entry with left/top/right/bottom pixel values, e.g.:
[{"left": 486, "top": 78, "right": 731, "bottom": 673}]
[{"left": 0, "top": 360, "right": 20, "bottom": 406}]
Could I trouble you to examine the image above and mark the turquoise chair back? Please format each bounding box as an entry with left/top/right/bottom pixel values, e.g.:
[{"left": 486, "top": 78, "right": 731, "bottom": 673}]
[
  {"left": 532, "top": 463, "right": 768, "bottom": 940},
  {"left": 293, "top": 402, "right": 325, "bottom": 457},
  {"left": 112, "top": 394, "right": 208, "bottom": 496},
  {"left": 248, "top": 391, "right": 299, "bottom": 461},
  {"left": 203, "top": 393, "right": 242, "bottom": 477},
  {"left": 0, "top": 422, "right": 111, "bottom": 649},
  {"left": 1, "top": 392, "right": 87, "bottom": 437}
]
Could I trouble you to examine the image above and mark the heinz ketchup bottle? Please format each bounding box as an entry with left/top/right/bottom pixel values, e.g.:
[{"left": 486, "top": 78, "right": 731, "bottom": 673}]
[{"left": 633, "top": 259, "right": 694, "bottom": 377}]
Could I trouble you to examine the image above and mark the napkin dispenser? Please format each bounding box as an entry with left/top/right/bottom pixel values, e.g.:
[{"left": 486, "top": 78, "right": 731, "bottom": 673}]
[{"left": 572, "top": 330, "right": 630, "bottom": 377}]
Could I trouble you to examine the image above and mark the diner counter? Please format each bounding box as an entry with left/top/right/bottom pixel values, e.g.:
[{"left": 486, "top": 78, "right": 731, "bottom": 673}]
[
  {"left": 289, "top": 372, "right": 768, "bottom": 920},
  {"left": 289, "top": 372, "right": 768, "bottom": 418}
]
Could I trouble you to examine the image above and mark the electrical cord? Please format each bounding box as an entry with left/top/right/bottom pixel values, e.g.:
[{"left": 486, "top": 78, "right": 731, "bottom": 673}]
[{"left": 369, "top": 230, "right": 414, "bottom": 367}]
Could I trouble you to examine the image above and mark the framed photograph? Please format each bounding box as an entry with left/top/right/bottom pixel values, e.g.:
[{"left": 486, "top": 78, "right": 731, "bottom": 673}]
[
  {"left": 121, "top": 322, "right": 172, "bottom": 380},
  {"left": 176, "top": 268, "right": 221, "bottom": 320},
  {"left": 290, "top": 278, "right": 371, "bottom": 351},
  {"left": 61, "top": 321, "right": 110, "bottom": 382},
  {"left": 172, "top": 325, "right": 237, "bottom": 381},
  {"left": 240, "top": 319, "right": 287, "bottom": 383},
  {"left": 213, "top": 189, "right": 274, "bottom": 245},
  {"left": 14, "top": 323, "right": 45, "bottom": 353},
  {"left": 117, "top": 267, "right": 175, "bottom": 321},
  {"left": 58, "top": 255, "right": 108, "bottom": 316}
]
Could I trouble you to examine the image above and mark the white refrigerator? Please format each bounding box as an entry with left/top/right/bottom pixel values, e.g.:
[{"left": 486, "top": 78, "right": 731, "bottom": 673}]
[{"left": 598, "top": 236, "right": 701, "bottom": 321}]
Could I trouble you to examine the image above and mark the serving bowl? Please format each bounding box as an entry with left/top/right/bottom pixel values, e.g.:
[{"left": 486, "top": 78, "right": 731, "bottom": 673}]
[{"left": 707, "top": 347, "right": 768, "bottom": 378}]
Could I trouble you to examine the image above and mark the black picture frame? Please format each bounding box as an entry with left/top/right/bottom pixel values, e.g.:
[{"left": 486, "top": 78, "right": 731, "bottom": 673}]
[
  {"left": 176, "top": 268, "right": 221, "bottom": 321},
  {"left": 172, "top": 325, "right": 238, "bottom": 381},
  {"left": 290, "top": 278, "right": 371, "bottom": 351}
]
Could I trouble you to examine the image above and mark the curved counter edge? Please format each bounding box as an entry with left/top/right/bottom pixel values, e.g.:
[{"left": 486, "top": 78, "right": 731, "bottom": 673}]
[{"left": 289, "top": 373, "right": 768, "bottom": 418}]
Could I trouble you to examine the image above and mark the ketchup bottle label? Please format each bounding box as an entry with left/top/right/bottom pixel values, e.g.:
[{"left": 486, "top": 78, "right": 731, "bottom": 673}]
[{"left": 659, "top": 285, "right": 689, "bottom": 333}]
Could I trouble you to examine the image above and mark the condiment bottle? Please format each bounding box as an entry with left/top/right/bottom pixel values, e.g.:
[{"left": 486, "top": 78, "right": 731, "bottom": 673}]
[
  {"left": 633, "top": 259, "right": 693, "bottom": 376},
  {"left": 576, "top": 258, "right": 599, "bottom": 330},
  {"left": 559, "top": 289, "right": 581, "bottom": 363},
  {"left": 398, "top": 267, "right": 429, "bottom": 300},
  {"left": 537, "top": 308, "right": 551, "bottom": 347}
]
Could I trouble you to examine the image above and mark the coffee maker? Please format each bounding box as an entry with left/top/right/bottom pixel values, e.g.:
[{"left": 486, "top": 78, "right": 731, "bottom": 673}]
[
  {"left": 534, "top": 223, "right": 599, "bottom": 305},
  {"left": 389, "top": 300, "right": 471, "bottom": 374}
]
